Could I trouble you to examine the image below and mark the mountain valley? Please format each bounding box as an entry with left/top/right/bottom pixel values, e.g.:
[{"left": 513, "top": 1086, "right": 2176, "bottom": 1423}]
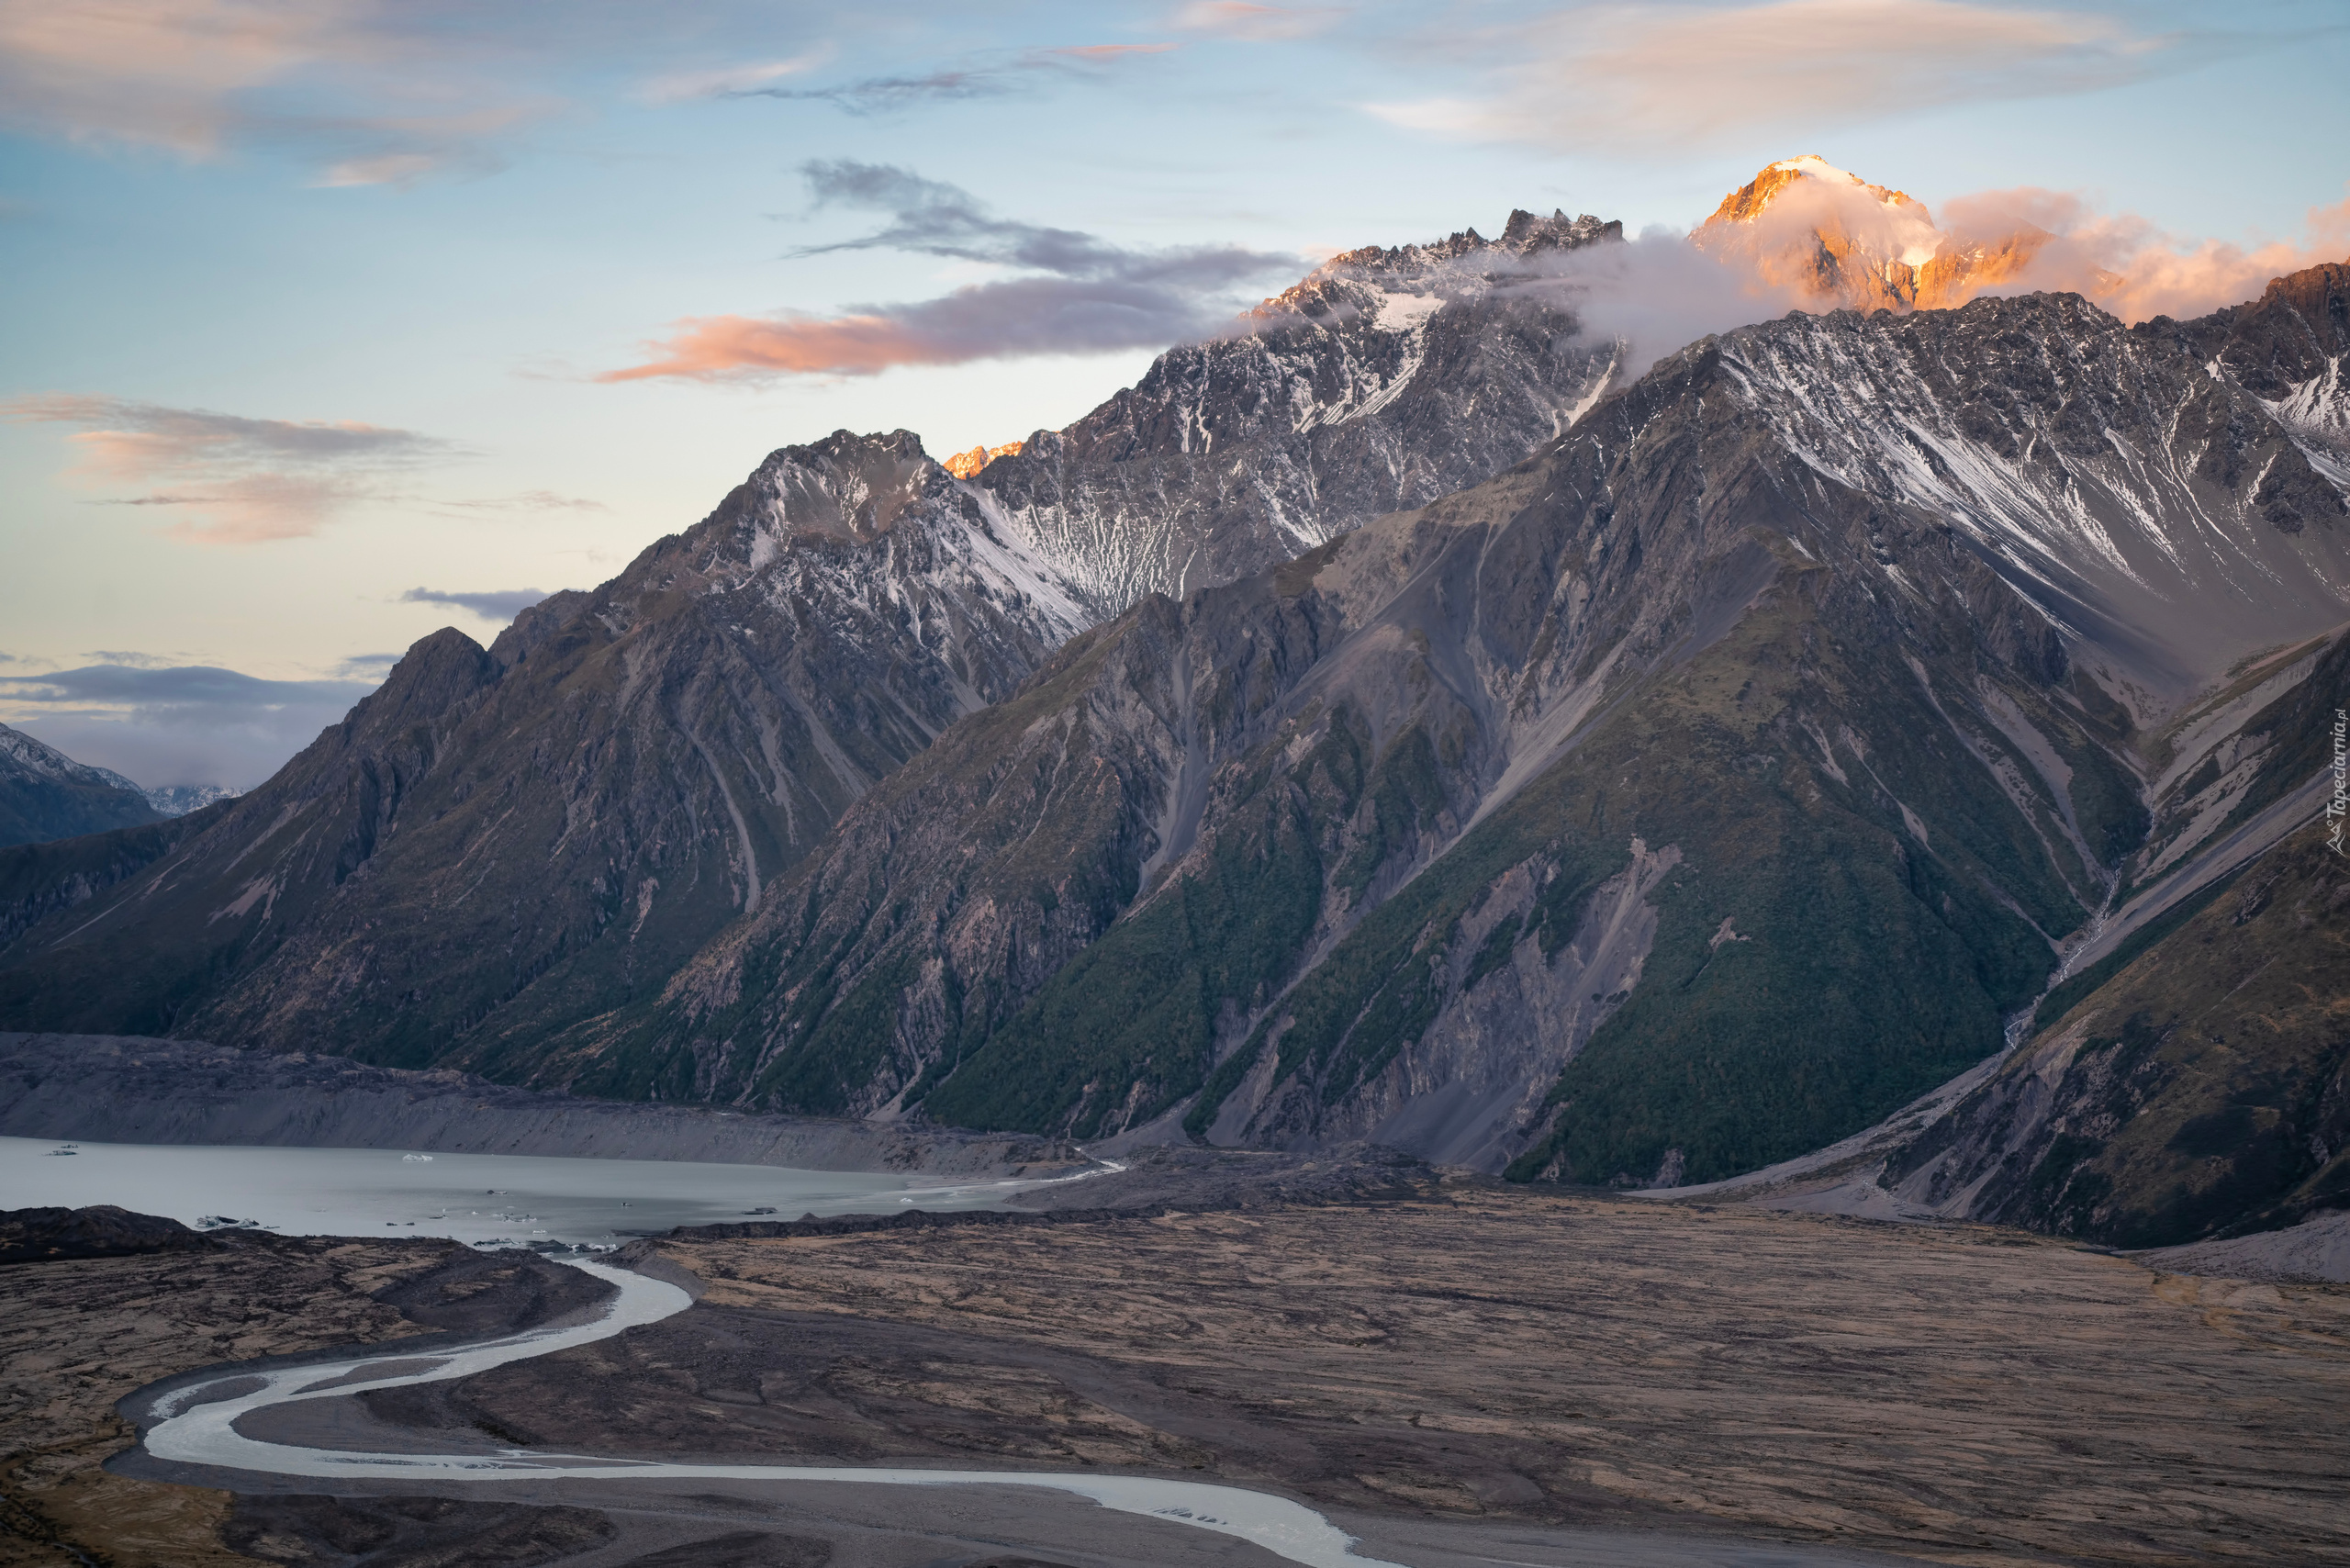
[{"left": 2, "top": 166, "right": 2346, "bottom": 1259}]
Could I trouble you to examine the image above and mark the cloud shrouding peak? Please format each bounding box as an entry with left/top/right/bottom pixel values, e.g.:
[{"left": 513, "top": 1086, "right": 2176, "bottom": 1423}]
[
  {"left": 1370, "top": 0, "right": 2213, "bottom": 152},
  {"left": 1695, "top": 156, "right": 2350, "bottom": 325},
  {"left": 1, "top": 394, "right": 454, "bottom": 543},
  {"left": 601, "top": 162, "right": 1299, "bottom": 383},
  {"left": 1941, "top": 185, "right": 2350, "bottom": 323},
  {"left": 401, "top": 586, "right": 551, "bottom": 622}
]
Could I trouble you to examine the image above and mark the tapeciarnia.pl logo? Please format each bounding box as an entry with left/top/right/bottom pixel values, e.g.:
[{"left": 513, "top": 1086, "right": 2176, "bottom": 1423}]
[{"left": 2329, "top": 707, "right": 2347, "bottom": 856}]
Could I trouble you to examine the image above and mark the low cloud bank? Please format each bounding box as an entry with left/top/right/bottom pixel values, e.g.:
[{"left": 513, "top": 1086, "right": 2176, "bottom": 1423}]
[{"left": 0, "top": 663, "right": 378, "bottom": 790}]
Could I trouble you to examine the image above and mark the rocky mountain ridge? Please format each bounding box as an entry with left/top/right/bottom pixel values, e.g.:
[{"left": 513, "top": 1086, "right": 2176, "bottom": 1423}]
[
  {"left": 0, "top": 207, "right": 1630, "bottom": 1069},
  {"left": 0, "top": 722, "right": 162, "bottom": 848},
  {"left": 3, "top": 190, "right": 2344, "bottom": 1247},
  {"left": 964, "top": 207, "right": 1625, "bottom": 615},
  {"left": 528, "top": 281, "right": 2350, "bottom": 1193}
]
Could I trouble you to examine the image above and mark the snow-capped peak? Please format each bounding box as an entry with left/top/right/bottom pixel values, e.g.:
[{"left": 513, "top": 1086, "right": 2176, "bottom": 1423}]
[{"left": 1702, "top": 156, "right": 2039, "bottom": 309}]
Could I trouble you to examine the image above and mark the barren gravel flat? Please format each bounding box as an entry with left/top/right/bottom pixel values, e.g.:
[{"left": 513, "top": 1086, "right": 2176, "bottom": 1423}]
[
  {"left": 9, "top": 1186, "right": 2349, "bottom": 1566},
  {"left": 0, "top": 1235, "right": 453, "bottom": 1567},
  {"left": 508, "top": 1187, "right": 2350, "bottom": 1568}
]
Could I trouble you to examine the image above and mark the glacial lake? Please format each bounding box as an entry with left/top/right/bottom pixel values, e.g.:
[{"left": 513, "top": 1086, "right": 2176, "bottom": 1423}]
[{"left": 0, "top": 1137, "right": 1082, "bottom": 1249}]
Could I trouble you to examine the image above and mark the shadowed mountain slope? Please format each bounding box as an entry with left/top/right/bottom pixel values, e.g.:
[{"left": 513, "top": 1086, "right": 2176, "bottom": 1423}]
[
  {"left": 0, "top": 435, "right": 1086, "bottom": 1054},
  {"left": 0, "top": 211, "right": 1627, "bottom": 1064},
  {"left": 1871, "top": 626, "right": 2350, "bottom": 1245}
]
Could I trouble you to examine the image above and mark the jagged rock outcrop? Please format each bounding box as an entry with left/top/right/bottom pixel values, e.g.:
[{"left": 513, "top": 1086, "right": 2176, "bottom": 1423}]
[
  {"left": 2154, "top": 257, "right": 2350, "bottom": 475},
  {"left": 968, "top": 208, "right": 1623, "bottom": 614},
  {"left": 0, "top": 723, "right": 161, "bottom": 848}
]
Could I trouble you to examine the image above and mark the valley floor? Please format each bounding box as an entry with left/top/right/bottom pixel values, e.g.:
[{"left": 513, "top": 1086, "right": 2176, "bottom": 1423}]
[{"left": 9, "top": 1182, "right": 2338, "bottom": 1567}]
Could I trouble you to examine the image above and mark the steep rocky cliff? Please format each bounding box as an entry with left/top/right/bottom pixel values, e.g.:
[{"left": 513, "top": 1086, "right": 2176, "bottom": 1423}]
[{"left": 1865, "top": 628, "right": 2350, "bottom": 1245}]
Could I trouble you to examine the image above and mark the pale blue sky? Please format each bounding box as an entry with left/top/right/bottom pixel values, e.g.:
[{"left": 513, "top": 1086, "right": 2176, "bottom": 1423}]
[{"left": 3, "top": 0, "right": 2345, "bottom": 786}]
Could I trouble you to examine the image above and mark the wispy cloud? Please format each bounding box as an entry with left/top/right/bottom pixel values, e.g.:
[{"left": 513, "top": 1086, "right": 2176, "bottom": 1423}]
[
  {"left": 639, "top": 49, "right": 833, "bottom": 105},
  {"left": 0, "top": 0, "right": 556, "bottom": 185},
  {"left": 1, "top": 393, "right": 453, "bottom": 543},
  {"left": 601, "top": 161, "right": 1299, "bottom": 382},
  {"left": 1173, "top": 3, "right": 1344, "bottom": 41},
  {"left": 0, "top": 660, "right": 377, "bottom": 788},
  {"left": 728, "top": 41, "right": 1173, "bottom": 116},
  {"left": 432, "top": 490, "right": 609, "bottom": 514},
  {"left": 1054, "top": 43, "right": 1181, "bottom": 60},
  {"left": 0, "top": 0, "right": 347, "bottom": 159},
  {"left": 1368, "top": 0, "right": 2246, "bottom": 151},
  {"left": 400, "top": 586, "right": 550, "bottom": 622}
]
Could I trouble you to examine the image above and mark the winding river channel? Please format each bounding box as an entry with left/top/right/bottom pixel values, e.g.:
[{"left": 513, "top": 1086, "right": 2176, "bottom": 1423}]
[{"left": 143, "top": 1260, "right": 1410, "bottom": 1568}]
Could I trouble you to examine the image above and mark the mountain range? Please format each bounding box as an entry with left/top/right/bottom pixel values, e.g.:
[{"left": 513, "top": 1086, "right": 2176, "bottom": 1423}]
[{"left": 3, "top": 162, "right": 2344, "bottom": 1251}]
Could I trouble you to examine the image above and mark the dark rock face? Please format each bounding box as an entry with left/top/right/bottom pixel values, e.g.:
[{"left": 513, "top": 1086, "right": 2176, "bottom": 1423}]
[
  {"left": 572, "top": 287, "right": 2349, "bottom": 1184},
  {"left": 1881, "top": 632, "right": 2350, "bottom": 1247},
  {"left": 0, "top": 812, "right": 206, "bottom": 953},
  {"left": 0, "top": 723, "right": 162, "bottom": 849},
  {"left": 0, "top": 435, "right": 1089, "bottom": 1060},
  {"left": 0, "top": 1204, "right": 214, "bottom": 1265}
]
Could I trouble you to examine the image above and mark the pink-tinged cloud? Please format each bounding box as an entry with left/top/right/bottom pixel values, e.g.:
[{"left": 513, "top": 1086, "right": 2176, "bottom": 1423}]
[
  {"left": 1369, "top": 0, "right": 2211, "bottom": 151},
  {"left": 1942, "top": 187, "right": 2350, "bottom": 324},
  {"left": 603, "top": 313, "right": 946, "bottom": 381},
  {"left": 1, "top": 394, "right": 453, "bottom": 543},
  {"left": 0, "top": 0, "right": 343, "bottom": 157},
  {"left": 638, "top": 50, "right": 833, "bottom": 105},
  {"left": 601, "top": 273, "right": 1270, "bottom": 381}
]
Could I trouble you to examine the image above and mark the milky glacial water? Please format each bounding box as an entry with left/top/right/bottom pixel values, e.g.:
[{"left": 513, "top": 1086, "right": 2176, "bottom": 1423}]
[
  {"left": 0, "top": 1137, "right": 1093, "bottom": 1249},
  {"left": 145, "top": 1261, "right": 1405, "bottom": 1568}
]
